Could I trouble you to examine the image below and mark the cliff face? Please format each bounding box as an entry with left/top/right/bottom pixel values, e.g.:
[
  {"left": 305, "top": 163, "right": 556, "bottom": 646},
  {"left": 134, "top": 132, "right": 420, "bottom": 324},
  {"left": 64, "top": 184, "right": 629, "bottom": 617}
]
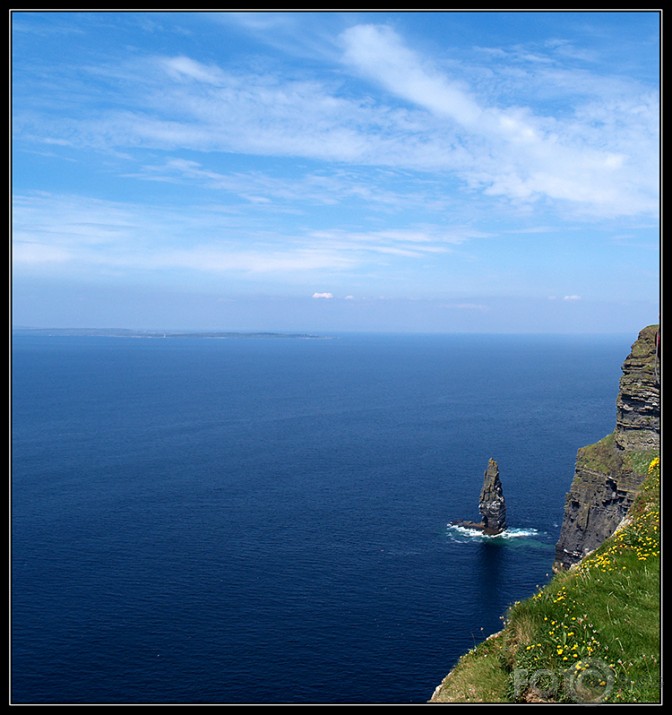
[
  {"left": 614, "top": 326, "right": 660, "bottom": 451},
  {"left": 553, "top": 324, "right": 660, "bottom": 571}
]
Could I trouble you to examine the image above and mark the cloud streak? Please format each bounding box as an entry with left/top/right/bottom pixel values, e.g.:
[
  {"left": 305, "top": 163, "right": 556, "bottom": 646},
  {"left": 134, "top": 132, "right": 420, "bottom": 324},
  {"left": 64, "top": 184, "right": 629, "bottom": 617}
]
[
  {"left": 339, "top": 24, "right": 658, "bottom": 217},
  {"left": 13, "top": 22, "right": 658, "bottom": 220},
  {"left": 341, "top": 24, "right": 483, "bottom": 126},
  {"left": 10, "top": 13, "right": 660, "bottom": 332},
  {"left": 12, "top": 192, "right": 463, "bottom": 278}
]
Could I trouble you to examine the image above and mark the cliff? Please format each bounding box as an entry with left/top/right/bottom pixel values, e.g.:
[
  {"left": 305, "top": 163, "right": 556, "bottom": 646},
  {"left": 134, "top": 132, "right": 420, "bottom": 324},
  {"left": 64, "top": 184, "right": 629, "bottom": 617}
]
[
  {"left": 430, "top": 457, "right": 660, "bottom": 702},
  {"left": 430, "top": 324, "right": 661, "bottom": 703},
  {"left": 553, "top": 324, "right": 660, "bottom": 571}
]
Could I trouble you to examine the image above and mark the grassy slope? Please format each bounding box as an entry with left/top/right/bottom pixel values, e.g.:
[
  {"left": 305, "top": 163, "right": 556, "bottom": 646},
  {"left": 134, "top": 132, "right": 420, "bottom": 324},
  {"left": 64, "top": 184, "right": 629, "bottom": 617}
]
[{"left": 430, "top": 455, "right": 660, "bottom": 704}]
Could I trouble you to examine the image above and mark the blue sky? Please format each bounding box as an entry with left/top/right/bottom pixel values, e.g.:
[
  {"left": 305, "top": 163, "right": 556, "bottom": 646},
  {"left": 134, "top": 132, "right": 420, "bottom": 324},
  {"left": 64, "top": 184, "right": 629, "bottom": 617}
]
[{"left": 11, "top": 11, "right": 660, "bottom": 333}]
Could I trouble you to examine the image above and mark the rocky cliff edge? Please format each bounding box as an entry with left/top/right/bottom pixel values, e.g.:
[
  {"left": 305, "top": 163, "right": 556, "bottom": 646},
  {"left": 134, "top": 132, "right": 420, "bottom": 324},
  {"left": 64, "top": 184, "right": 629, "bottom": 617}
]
[{"left": 553, "top": 324, "right": 660, "bottom": 571}]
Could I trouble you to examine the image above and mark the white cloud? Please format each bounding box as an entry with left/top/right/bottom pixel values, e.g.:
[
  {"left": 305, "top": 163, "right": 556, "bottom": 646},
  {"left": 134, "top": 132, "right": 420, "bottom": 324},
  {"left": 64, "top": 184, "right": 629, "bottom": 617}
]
[
  {"left": 162, "top": 56, "right": 224, "bottom": 84},
  {"left": 309, "top": 227, "right": 468, "bottom": 258},
  {"left": 338, "top": 24, "right": 659, "bottom": 218},
  {"left": 130, "top": 160, "right": 443, "bottom": 212},
  {"left": 562, "top": 294, "right": 582, "bottom": 301},
  {"left": 14, "top": 191, "right": 468, "bottom": 272},
  {"left": 312, "top": 292, "right": 334, "bottom": 300},
  {"left": 12, "top": 241, "right": 73, "bottom": 265},
  {"left": 13, "top": 21, "right": 659, "bottom": 233},
  {"left": 341, "top": 24, "right": 482, "bottom": 127},
  {"left": 11, "top": 193, "right": 358, "bottom": 276},
  {"left": 20, "top": 41, "right": 657, "bottom": 217},
  {"left": 158, "top": 249, "right": 352, "bottom": 275}
]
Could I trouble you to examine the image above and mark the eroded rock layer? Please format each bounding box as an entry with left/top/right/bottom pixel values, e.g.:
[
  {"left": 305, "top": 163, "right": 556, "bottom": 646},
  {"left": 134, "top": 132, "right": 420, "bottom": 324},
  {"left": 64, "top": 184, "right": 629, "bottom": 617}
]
[{"left": 553, "top": 324, "right": 660, "bottom": 571}]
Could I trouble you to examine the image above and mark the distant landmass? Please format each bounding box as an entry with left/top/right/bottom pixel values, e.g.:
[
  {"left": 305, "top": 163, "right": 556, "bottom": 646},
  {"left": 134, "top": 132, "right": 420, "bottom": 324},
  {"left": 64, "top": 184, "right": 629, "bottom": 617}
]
[{"left": 13, "top": 327, "right": 325, "bottom": 340}]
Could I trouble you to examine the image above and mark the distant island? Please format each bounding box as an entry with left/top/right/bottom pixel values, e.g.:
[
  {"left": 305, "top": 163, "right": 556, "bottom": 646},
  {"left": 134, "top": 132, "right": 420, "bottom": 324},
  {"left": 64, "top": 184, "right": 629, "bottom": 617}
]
[{"left": 13, "top": 327, "right": 325, "bottom": 340}]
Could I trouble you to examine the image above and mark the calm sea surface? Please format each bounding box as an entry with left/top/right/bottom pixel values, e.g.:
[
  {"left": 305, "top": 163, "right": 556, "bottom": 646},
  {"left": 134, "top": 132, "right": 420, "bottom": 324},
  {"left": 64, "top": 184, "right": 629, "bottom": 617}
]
[{"left": 11, "top": 332, "right": 631, "bottom": 703}]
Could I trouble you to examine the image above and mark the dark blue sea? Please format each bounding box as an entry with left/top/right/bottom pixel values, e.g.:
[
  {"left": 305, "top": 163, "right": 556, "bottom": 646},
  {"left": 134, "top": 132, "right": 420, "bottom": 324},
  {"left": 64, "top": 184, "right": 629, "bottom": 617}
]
[{"left": 11, "top": 331, "right": 632, "bottom": 704}]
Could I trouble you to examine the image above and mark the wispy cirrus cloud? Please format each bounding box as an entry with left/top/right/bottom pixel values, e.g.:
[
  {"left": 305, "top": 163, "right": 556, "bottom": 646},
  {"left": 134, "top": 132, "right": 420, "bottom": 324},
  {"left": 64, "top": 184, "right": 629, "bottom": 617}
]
[
  {"left": 308, "top": 227, "right": 474, "bottom": 259},
  {"left": 341, "top": 24, "right": 483, "bottom": 126},
  {"left": 13, "top": 19, "right": 658, "bottom": 222},
  {"left": 10, "top": 12, "right": 660, "bottom": 332},
  {"left": 128, "top": 158, "right": 457, "bottom": 213},
  {"left": 339, "top": 24, "right": 658, "bottom": 217},
  {"left": 12, "top": 192, "right": 467, "bottom": 278}
]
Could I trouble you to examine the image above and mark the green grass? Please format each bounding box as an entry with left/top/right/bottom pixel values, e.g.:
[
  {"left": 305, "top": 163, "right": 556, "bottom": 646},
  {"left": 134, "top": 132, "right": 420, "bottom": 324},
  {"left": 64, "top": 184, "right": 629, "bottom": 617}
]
[
  {"left": 429, "top": 633, "right": 510, "bottom": 703},
  {"left": 431, "top": 456, "right": 660, "bottom": 704},
  {"left": 575, "top": 429, "right": 657, "bottom": 478},
  {"left": 575, "top": 433, "right": 620, "bottom": 473},
  {"left": 623, "top": 448, "right": 660, "bottom": 476}
]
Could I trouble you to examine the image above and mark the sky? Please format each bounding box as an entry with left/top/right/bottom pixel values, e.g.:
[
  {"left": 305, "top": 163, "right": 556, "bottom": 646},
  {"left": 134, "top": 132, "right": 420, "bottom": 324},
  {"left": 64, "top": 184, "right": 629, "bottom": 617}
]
[{"left": 11, "top": 10, "right": 661, "bottom": 333}]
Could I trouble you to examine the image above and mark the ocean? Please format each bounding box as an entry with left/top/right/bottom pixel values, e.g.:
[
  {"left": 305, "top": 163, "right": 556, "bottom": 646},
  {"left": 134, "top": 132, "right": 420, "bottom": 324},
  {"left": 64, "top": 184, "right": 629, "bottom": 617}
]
[{"left": 11, "top": 331, "right": 632, "bottom": 703}]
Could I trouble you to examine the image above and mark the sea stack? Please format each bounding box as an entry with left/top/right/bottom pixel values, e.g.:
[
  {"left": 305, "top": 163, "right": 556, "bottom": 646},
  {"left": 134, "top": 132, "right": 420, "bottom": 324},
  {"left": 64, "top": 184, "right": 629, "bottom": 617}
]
[
  {"left": 478, "top": 458, "right": 507, "bottom": 535},
  {"left": 451, "top": 458, "right": 508, "bottom": 535}
]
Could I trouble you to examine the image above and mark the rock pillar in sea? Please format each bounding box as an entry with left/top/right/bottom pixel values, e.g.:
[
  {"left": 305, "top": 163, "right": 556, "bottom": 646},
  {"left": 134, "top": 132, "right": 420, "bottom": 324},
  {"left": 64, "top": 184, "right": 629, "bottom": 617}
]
[{"left": 478, "top": 458, "right": 507, "bottom": 535}]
